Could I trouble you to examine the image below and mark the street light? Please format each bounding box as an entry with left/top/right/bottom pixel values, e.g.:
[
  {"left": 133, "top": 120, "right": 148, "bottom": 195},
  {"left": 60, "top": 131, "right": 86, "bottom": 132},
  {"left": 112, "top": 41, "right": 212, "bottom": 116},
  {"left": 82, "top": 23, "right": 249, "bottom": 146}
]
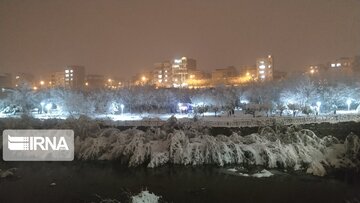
[
  {"left": 346, "top": 99, "right": 352, "bottom": 111},
  {"left": 120, "top": 104, "right": 124, "bottom": 115},
  {"left": 40, "top": 80, "right": 45, "bottom": 86},
  {"left": 40, "top": 102, "right": 45, "bottom": 114},
  {"left": 45, "top": 103, "right": 52, "bottom": 114},
  {"left": 316, "top": 101, "right": 321, "bottom": 115}
]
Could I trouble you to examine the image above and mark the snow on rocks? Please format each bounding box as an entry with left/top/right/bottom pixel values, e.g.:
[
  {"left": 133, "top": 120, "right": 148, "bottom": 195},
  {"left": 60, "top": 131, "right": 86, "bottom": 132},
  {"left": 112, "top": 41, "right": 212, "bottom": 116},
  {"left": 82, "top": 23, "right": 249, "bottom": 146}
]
[
  {"left": 226, "top": 168, "right": 273, "bottom": 178},
  {"left": 131, "top": 190, "right": 160, "bottom": 203},
  {"left": 252, "top": 169, "right": 274, "bottom": 178},
  {"left": 306, "top": 162, "right": 327, "bottom": 176}
]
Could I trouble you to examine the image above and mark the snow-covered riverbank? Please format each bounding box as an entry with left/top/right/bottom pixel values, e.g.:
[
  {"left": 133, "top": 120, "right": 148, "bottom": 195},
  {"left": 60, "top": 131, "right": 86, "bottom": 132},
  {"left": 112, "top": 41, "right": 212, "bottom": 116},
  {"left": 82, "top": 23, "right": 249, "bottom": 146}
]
[{"left": 1, "top": 116, "right": 359, "bottom": 176}]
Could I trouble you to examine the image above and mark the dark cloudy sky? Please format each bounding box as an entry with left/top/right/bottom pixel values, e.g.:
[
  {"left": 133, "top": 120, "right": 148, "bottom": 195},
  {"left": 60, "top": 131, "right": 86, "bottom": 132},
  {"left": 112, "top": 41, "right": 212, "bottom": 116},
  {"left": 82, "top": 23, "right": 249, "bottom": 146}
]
[{"left": 1, "top": 0, "right": 359, "bottom": 78}]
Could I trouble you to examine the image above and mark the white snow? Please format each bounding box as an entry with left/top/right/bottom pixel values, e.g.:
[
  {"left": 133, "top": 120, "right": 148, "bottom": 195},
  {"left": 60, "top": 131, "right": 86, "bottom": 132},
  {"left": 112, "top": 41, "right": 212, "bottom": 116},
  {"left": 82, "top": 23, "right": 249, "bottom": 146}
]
[
  {"left": 226, "top": 168, "right": 273, "bottom": 178},
  {"left": 252, "top": 169, "right": 274, "bottom": 178},
  {"left": 131, "top": 190, "right": 160, "bottom": 203},
  {"left": 306, "top": 162, "right": 327, "bottom": 176},
  {"left": 1, "top": 116, "right": 359, "bottom": 177},
  {"left": 72, "top": 119, "right": 360, "bottom": 176},
  {"left": 227, "top": 168, "right": 237, "bottom": 172}
]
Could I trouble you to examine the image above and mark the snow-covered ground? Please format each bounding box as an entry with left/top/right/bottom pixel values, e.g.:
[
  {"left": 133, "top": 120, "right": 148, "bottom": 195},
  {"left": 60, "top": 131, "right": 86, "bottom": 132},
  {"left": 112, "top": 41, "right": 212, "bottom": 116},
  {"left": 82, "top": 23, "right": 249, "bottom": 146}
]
[{"left": 2, "top": 109, "right": 360, "bottom": 128}]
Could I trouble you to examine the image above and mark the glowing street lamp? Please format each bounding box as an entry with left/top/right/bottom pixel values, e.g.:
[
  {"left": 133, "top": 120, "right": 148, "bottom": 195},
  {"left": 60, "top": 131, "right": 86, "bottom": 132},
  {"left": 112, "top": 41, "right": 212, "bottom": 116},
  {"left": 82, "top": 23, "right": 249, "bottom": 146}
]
[
  {"left": 40, "top": 80, "right": 45, "bottom": 86},
  {"left": 316, "top": 101, "right": 321, "bottom": 114},
  {"left": 346, "top": 99, "right": 352, "bottom": 111},
  {"left": 120, "top": 104, "right": 124, "bottom": 115},
  {"left": 45, "top": 103, "right": 52, "bottom": 114}
]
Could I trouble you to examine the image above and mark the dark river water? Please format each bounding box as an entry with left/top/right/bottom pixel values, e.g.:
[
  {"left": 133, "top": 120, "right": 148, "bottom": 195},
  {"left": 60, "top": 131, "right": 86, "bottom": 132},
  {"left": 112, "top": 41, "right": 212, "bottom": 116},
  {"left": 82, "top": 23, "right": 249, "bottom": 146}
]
[{"left": 0, "top": 162, "right": 359, "bottom": 203}]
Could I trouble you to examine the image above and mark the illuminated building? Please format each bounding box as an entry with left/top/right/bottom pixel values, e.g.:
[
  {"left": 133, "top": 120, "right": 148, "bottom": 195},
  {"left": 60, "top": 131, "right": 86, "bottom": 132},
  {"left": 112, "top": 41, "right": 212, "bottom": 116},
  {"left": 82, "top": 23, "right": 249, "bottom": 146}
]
[
  {"left": 50, "top": 71, "right": 65, "bottom": 87},
  {"left": 153, "top": 61, "right": 172, "bottom": 88},
  {"left": 256, "top": 55, "right": 274, "bottom": 81},
  {"left": 172, "top": 57, "right": 197, "bottom": 87},
  {"left": 328, "top": 57, "right": 353, "bottom": 75},
  {"left": 306, "top": 64, "right": 326, "bottom": 76},
  {"left": 64, "top": 65, "right": 85, "bottom": 89}
]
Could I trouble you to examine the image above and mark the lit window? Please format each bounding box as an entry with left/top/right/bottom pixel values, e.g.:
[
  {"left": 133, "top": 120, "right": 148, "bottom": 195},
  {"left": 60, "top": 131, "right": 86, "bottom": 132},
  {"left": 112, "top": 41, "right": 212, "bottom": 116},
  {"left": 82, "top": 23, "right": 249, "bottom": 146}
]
[
  {"left": 158, "top": 79, "right": 162, "bottom": 83},
  {"left": 331, "top": 63, "right": 336, "bottom": 67},
  {"left": 259, "top": 70, "right": 265, "bottom": 74},
  {"left": 165, "top": 75, "right": 168, "bottom": 77},
  {"left": 158, "top": 75, "right": 162, "bottom": 78},
  {"left": 70, "top": 74, "right": 73, "bottom": 76},
  {"left": 70, "top": 70, "right": 73, "bottom": 73},
  {"left": 336, "top": 63, "right": 341, "bottom": 67},
  {"left": 165, "top": 79, "right": 168, "bottom": 82},
  {"left": 65, "top": 70, "right": 69, "bottom": 73},
  {"left": 174, "top": 59, "right": 182, "bottom": 63},
  {"left": 65, "top": 74, "right": 69, "bottom": 77},
  {"left": 259, "top": 65, "right": 266, "bottom": 69}
]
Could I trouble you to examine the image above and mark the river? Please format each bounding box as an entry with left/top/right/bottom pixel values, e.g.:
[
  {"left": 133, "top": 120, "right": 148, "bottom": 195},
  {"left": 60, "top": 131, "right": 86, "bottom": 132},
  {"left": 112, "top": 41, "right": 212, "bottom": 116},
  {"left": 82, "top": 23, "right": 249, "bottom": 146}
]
[{"left": 0, "top": 162, "right": 359, "bottom": 203}]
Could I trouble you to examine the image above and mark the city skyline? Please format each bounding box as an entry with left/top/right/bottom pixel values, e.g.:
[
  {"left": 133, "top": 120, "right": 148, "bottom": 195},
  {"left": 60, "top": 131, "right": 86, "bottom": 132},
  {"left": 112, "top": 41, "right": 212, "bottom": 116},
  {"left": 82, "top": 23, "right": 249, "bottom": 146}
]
[{"left": 1, "top": 0, "right": 360, "bottom": 77}]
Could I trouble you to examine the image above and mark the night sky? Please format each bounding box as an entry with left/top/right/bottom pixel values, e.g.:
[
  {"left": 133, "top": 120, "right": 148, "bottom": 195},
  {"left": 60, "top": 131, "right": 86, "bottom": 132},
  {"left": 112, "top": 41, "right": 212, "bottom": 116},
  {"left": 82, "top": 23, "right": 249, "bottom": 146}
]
[{"left": 1, "top": 0, "right": 359, "bottom": 78}]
